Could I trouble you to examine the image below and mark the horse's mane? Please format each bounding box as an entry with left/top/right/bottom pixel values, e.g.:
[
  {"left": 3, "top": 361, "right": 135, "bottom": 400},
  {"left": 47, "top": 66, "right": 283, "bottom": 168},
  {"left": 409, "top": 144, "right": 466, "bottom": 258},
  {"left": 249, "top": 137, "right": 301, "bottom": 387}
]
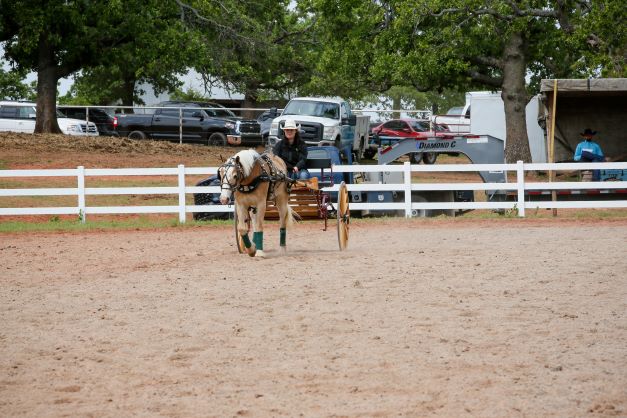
[{"left": 233, "top": 149, "right": 259, "bottom": 177}]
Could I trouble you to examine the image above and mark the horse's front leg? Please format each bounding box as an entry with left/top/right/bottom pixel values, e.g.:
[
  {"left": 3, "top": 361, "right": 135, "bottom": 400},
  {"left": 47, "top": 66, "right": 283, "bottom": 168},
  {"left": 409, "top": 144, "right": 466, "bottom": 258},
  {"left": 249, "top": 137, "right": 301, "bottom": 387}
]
[
  {"left": 236, "top": 203, "right": 256, "bottom": 257},
  {"left": 252, "top": 201, "right": 266, "bottom": 258}
]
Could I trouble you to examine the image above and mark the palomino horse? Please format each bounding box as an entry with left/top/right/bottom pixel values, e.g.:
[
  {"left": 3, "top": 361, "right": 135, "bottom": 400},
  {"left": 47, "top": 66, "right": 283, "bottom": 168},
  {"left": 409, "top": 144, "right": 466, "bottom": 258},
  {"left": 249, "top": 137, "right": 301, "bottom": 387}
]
[{"left": 218, "top": 149, "right": 295, "bottom": 257}]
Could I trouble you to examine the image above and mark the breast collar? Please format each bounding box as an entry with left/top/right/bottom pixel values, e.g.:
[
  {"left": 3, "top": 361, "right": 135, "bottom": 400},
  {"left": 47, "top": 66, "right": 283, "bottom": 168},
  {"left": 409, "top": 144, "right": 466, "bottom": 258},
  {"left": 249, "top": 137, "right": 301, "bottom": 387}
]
[{"left": 237, "top": 153, "right": 278, "bottom": 193}]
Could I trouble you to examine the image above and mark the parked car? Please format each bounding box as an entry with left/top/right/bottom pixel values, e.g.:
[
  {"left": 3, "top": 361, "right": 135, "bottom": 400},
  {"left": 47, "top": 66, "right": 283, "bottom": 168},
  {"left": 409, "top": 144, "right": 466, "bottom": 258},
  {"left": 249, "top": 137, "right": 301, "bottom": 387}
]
[
  {"left": 58, "top": 106, "right": 118, "bottom": 136},
  {"left": 431, "top": 104, "right": 470, "bottom": 134},
  {"left": 192, "top": 175, "right": 234, "bottom": 221},
  {"left": 0, "top": 101, "right": 98, "bottom": 136},
  {"left": 268, "top": 97, "right": 370, "bottom": 162},
  {"left": 368, "top": 118, "right": 452, "bottom": 164},
  {"left": 115, "top": 102, "right": 238, "bottom": 145},
  {"left": 160, "top": 100, "right": 263, "bottom": 146},
  {"left": 257, "top": 108, "right": 279, "bottom": 143}
]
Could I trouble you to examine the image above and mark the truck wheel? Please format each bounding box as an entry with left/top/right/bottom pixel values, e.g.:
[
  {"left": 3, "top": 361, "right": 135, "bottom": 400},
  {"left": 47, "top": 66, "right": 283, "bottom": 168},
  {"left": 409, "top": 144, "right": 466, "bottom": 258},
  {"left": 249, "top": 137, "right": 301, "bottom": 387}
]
[
  {"left": 352, "top": 137, "right": 366, "bottom": 164},
  {"left": 363, "top": 149, "right": 376, "bottom": 160},
  {"left": 411, "top": 194, "right": 430, "bottom": 217},
  {"left": 423, "top": 152, "right": 438, "bottom": 165},
  {"left": 128, "top": 130, "right": 146, "bottom": 140},
  {"left": 208, "top": 132, "right": 227, "bottom": 146},
  {"left": 410, "top": 153, "right": 422, "bottom": 164}
]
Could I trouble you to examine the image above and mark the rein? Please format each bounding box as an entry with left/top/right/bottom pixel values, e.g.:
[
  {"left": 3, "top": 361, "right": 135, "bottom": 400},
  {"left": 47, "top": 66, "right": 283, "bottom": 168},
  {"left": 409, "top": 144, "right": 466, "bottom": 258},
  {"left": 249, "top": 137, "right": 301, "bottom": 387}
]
[{"left": 218, "top": 158, "right": 245, "bottom": 193}]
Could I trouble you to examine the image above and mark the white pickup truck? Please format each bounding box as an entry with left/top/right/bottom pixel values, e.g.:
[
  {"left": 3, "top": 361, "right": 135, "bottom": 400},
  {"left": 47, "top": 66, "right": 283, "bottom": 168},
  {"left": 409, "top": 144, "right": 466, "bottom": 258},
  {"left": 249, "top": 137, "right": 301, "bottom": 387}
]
[
  {"left": 0, "top": 101, "right": 99, "bottom": 136},
  {"left": 268, "top": 97, "right": 370, "bottom": 161},
  {"left": 431, "top": 104, "right": 471, "bottom": 134}
]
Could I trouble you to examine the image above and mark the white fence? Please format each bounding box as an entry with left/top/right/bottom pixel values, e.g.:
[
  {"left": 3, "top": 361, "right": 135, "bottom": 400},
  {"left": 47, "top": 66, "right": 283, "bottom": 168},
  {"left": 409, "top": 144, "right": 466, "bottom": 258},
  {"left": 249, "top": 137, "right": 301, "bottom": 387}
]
[{"left": 1, "top": 162, "right": 626, "bottom": 222}]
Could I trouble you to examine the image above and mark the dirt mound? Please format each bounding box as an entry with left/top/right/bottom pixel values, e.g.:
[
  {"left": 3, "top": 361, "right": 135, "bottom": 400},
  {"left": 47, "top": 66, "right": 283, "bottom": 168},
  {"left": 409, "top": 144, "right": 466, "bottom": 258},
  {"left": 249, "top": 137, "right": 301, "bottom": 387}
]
[{"left": 0, "top": 132, "right": 236, "bottom": 167}]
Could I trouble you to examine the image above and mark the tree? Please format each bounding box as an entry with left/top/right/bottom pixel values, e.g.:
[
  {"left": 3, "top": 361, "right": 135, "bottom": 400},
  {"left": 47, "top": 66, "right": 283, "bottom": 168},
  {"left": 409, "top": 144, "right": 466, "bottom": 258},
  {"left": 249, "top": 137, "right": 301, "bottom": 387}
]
[
  {"left": 0, "top": 68, "right": 35, "bottom": 100},
  {"left": 304, "top": 0, "right": 625, "bottom": 162},
  {"left": 0, "top": 0, "right": 189, "bottom": 132},
  {"left": 59, "top": 17, "right": 200, "bottom": 107},
  {"left": 178, "top": 0, "right": 317, "bottom": 116}
]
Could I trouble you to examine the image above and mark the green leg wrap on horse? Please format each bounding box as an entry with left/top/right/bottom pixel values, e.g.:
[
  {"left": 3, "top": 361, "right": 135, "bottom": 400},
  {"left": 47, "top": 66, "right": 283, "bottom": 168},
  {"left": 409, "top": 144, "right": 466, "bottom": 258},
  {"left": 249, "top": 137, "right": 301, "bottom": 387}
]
[
  {"left": 280, "top": 228, "right": 286, "bottom": 246},
  {"left": 253, "top": 231, "right": 264, "bottom": 250},
  {"left": 241, "top": 233, "right": 252, "bottom": 248}
]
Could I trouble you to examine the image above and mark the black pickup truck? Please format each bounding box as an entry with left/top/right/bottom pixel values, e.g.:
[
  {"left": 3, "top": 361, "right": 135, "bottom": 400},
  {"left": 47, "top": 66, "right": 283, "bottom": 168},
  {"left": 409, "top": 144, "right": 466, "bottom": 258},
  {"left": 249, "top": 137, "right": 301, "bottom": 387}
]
[{"left": 115, "top": 101, "right": 262, "bottom": 145}]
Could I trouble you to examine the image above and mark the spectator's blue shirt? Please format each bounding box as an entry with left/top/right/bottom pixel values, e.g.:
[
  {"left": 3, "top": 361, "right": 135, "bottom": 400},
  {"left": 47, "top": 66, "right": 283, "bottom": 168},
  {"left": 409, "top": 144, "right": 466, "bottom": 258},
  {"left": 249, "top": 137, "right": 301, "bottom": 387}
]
[{"left": 574, "top": 140, "right": 604, "bottom": 161}]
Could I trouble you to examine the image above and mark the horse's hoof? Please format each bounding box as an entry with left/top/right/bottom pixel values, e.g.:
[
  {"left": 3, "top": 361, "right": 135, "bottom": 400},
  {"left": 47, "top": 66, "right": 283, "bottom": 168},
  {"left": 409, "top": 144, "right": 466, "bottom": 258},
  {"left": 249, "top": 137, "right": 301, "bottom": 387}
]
[
  {"left": 279, "top": 246, "right": 287, "bottom": 255},
  {"left": 255, "top": 250, "right": 266, "bottom": 258},
  {"left": 247, "top": 244, "right": 256, "bottom": 257}
]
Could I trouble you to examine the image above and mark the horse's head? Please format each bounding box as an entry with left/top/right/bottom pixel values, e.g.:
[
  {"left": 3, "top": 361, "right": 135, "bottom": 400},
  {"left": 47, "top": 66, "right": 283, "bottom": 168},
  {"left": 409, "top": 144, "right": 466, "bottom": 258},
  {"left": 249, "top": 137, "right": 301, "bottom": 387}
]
[{"left": 218, "top": 156, "right": 243, "bottom": 205}]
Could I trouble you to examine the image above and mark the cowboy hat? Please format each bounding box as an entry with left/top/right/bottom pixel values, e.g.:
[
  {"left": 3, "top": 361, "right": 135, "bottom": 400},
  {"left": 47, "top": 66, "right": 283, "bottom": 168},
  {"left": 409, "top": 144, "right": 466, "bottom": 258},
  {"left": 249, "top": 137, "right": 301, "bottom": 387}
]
[
  {"left": 580, "top": 128, "right": 597, "bottom": 136},
  {"left": 281, "top": 118, "right": 300, "bottom": 131}
]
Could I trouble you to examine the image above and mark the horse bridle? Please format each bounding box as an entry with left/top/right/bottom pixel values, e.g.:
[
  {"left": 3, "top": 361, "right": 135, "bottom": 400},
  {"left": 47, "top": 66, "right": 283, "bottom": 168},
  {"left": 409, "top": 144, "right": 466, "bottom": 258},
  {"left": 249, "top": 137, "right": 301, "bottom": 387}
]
[{"left": 218, "top": 158, "right": 244, "bottom": 193}]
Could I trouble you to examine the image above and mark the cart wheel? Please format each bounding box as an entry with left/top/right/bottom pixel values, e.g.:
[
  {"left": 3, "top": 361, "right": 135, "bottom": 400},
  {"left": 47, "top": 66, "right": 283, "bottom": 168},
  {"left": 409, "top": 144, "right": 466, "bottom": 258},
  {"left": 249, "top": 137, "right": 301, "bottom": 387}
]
[
  {"left": 337, "top": 181, "right": 350, "bottom": 250},
  {"left": 234, "top": 205, "right": 251, "bottom": 254}
]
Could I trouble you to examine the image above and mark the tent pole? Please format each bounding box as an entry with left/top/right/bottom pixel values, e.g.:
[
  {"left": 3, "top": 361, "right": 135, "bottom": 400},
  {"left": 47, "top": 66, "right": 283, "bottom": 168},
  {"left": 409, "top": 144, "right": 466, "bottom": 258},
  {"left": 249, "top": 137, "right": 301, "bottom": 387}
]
[{"left": 549, "top": 79, "right": 558, "bottom": 216}]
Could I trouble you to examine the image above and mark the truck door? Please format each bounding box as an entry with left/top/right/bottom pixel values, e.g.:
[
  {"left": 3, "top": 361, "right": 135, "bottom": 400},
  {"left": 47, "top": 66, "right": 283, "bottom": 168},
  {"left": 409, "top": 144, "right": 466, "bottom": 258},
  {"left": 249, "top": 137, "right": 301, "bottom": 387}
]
[
  {"left": 0, "top": 105, "right": 36, "bottom": 133},
  {"left": 151, "top": 108, "right": 180, "bottom": 140},
  {"left": 151, "top": 108, "right": 203, "bottom": 141},
  {"left": 340, "top": 102, "right": 355, "bottom": 148}
]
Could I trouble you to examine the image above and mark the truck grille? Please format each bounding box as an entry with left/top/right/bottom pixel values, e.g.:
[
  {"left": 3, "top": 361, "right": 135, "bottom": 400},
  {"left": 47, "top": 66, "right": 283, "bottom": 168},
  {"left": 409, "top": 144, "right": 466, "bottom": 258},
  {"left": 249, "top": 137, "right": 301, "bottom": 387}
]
[
  {"left": 299, "top": 122, "right": 323, "bottom": 144},
  {"left": 238, "top": 120, "right": 260, "bottom": 135},
  {"left": 80, "top": 123, "right": 98, "bottom": 134}
]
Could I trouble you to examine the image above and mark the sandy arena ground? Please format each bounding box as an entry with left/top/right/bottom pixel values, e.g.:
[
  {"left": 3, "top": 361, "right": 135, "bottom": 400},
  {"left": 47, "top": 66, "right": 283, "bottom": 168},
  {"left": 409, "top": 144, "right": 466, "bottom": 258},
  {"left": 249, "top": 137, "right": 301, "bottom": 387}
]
[{"left": 1, "top": 219, "right": 626, "bottom": 417}]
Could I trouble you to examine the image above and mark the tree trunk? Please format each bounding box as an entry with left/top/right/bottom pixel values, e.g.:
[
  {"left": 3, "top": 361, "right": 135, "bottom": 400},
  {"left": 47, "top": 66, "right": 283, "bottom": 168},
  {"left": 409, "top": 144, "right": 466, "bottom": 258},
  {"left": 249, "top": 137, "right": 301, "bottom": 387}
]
[
  {"left": 501, "top": 32, "right": 532, "bottom": 163},
  {"left": 243, "top": 90, "right": 259, "bottom": 119},
  {"left": 34, "top": 35, "right": 62, "bottom": 134},
  {"left": 120, "top": 76, "right": 136, "bottom": 113},
  {"left": 392, "top": 94, "right": 401, "bottom": 120}
]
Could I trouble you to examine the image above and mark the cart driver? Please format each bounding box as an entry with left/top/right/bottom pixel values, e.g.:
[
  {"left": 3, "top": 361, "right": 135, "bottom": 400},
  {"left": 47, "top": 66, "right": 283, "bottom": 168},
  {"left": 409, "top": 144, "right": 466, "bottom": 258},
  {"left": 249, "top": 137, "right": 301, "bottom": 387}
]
[{"left": 273, "top": 118, "right": 310, "bottom": 180}]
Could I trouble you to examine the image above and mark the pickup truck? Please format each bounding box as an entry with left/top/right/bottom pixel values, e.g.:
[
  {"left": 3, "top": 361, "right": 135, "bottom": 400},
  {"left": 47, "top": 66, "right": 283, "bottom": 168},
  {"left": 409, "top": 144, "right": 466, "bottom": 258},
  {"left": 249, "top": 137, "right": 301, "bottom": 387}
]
[
  {"left": 0, "top": 101, "right": 99, "bottom": 136},
  {"left": 431, "top": 104, "right": 470, "bottom": 134},
  {"left": 114, "top": 101, "right": 256, "bottom": 145},
  {"left": 268, "top": 97, "right": 370, "bottom": 161}
]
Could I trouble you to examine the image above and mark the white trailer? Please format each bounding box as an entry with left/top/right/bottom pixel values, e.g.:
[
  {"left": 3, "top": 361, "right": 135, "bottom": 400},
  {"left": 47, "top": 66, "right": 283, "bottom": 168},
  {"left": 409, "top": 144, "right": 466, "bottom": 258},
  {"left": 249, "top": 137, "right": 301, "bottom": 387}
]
[{"left": 432, "top": 91, "right": 547, "bottom": 162}]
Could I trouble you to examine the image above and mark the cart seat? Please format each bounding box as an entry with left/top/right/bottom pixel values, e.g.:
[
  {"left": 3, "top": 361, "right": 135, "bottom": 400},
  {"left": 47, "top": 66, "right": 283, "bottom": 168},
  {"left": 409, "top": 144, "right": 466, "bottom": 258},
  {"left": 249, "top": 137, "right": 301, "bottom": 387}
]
[{"left": 306, "top": 158, "right": 333, "bottom": 188}]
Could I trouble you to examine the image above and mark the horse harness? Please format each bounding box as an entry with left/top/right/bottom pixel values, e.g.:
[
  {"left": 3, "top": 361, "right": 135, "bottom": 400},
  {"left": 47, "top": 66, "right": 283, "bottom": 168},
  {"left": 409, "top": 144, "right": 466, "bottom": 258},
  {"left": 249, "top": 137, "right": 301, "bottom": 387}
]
[{"left": 221, "top": 153, "right": 292, "bottom": 201}]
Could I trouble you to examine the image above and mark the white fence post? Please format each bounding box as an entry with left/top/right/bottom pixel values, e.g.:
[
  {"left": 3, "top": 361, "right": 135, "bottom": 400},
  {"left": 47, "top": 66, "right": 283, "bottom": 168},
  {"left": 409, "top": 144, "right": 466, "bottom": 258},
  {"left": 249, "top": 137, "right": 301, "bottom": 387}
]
[
  {"left": 404, "top": 161, "right": 412, "bottom": 217},
  {"left": 516, "top": 160, "right": 525, "bottom": 217},
  {"left": 178, "top": 164, "right": 186, "bottom": 223},
  {"left": 77, "top": 165, "right": 86, "bottom": 223}
]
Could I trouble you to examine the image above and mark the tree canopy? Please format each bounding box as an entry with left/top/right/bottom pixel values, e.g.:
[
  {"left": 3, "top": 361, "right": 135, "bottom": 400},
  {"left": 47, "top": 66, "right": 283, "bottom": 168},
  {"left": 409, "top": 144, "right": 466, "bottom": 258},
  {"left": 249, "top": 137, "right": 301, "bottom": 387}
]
[
  {"left": 1, "top": 0, "right": 624, "bottom": 149},
  {"left": 0, "top": 0, "right": 196, "bottom": 131},
  {"left": 0, "top": 67, "right": 35, "bottom": 100},
  {"left": 302, "top": 0, "right": 626, "bottom": 162}
]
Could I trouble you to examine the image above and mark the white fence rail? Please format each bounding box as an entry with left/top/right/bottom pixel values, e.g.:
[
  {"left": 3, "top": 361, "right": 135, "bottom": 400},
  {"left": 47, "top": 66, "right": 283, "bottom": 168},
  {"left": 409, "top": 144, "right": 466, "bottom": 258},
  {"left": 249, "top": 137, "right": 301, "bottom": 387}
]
[{"left": 1, "top": 162, "right": 626, "bottom": 222}]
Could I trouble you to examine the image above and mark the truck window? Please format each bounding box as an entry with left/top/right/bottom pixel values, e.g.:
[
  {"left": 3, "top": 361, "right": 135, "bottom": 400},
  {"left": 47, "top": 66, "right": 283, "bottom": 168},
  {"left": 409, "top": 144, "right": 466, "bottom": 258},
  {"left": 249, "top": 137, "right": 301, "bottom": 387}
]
[
  {"left": 183, "top": 109, "right": 201, "bottom": 118},
  {"left": 446, "top": 106, "right": 464, "bottom": 115},
  {"left": 283, "top": 100, "right": 340, "bottom": 119},
  {"left": 212, "top": 107, "right": 236, "bottom": 118},
  {"left": 160, "top": 108, "right": 180, "bottom": 117},
  {"left": 340, "top": 102, "right": 350, "bottom": 119},
  {"left": 19, "top": 106, "right": 35, "bottom": 119},
  {"left": 0, "top": 106, "right": 18, "bottom": 118}
]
